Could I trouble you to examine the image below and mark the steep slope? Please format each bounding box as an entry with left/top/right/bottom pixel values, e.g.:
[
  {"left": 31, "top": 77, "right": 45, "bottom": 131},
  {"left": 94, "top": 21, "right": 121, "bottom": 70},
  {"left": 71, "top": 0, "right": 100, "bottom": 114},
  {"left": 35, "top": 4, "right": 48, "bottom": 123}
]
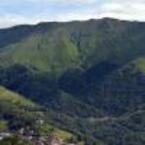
[
  {"left": 0, "top": 86, "right": 83, "bottom": 145},
  {"left": 0, "top": 33, "right": 79, "bottom": 75},
  {"left": 0, "top": 22, "right": 61, "bottom": 49},
  {"left": 0, "top": 86, "right": 34, "bottom": 106},
  {"left": 1, "top": 18, "right": 145, "bottom": 74},
  {"left": 1, "top": 18, "right": 145, "bottom": 145}
]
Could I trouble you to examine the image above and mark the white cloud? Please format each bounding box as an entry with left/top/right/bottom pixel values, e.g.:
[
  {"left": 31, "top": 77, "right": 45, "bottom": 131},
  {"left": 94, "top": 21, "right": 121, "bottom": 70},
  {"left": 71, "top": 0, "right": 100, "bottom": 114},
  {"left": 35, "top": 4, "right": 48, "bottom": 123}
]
[
  {"left": 1, "top": 0, "right": 145, "bottom": 28},
  {"left": 1, "top": 0, "right": 97, "bottom": 5},
  {"left": 26, "top": 0, "right": 96, "bottom": 4},
  {"left": 100, "top": 0, "right": 145, "bottom": 21}
]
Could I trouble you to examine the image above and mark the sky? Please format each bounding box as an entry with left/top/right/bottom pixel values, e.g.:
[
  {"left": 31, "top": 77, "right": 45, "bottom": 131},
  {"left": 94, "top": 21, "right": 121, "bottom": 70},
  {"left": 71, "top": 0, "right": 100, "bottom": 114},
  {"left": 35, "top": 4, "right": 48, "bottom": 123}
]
[{"left": 0, "top": 0, "right": 145, "bottom": 28}]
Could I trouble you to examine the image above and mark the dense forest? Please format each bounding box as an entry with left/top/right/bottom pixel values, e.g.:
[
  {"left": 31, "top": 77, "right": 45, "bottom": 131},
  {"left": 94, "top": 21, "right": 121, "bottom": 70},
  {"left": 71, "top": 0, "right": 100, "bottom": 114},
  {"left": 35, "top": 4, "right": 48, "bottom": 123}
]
[{"left": 0, "top": 18, "right": 145, "bottom": 144}]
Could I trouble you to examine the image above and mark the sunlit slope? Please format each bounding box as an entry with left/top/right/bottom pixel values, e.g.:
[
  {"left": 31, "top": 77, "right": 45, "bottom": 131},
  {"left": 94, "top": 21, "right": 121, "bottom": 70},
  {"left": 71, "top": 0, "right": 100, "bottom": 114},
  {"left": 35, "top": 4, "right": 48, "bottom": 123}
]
[
  {"left": 0, "top": 33, "right": 79, "bottom": 75},
  {"left": 1, "top": 18, "right": 145, "bottom": 76},
  {"left": 0, "top": 86, "right": 34, "bottom": 106}
]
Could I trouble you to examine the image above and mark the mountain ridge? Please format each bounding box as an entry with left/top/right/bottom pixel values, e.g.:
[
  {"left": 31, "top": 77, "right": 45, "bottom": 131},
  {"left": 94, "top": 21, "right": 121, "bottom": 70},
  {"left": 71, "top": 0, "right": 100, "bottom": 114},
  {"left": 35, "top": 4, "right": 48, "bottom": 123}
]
[{"left": 0, "top": 18, "right": 145, "bottom": 144}]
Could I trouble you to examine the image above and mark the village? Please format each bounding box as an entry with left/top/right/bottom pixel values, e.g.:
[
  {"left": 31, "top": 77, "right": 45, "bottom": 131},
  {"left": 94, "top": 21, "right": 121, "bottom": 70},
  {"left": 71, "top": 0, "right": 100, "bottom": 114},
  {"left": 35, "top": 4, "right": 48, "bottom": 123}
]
[{"left": 0, "top": 124, "right": 78, "bottom": 145}]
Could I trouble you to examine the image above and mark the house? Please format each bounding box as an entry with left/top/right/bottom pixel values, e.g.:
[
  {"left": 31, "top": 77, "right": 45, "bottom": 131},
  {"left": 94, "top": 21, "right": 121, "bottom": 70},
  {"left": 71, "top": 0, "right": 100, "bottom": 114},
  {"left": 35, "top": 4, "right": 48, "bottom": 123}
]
[{"left": 0, "top": 132, "right": 11, "bottom": 140}]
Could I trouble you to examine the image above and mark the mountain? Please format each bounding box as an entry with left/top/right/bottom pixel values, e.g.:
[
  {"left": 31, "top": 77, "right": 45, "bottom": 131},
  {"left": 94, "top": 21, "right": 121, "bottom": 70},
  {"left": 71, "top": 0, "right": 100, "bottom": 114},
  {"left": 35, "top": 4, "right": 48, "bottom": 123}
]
[{"left": 0, "top": 18, "right": 145, "bottom": 144}]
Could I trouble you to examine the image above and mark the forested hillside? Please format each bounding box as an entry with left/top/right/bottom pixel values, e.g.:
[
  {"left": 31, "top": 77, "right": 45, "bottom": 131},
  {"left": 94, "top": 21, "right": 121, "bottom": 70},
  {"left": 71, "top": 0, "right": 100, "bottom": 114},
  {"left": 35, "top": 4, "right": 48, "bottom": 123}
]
[{"left": 0, "top": 18, "right": 145, "bottom": 144}]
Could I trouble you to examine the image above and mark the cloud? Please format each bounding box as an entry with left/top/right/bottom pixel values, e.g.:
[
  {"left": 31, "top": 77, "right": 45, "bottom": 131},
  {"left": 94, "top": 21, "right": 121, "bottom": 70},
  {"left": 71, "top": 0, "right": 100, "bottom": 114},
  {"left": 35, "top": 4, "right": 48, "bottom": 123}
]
[
  {"left": 99, "top": 0, "right": 145, "bottom": 21},
  {"left": 26, "top": 0, "right": 97, "bottom": 4},
  {"left": 0, "top": 0, "right": 97, "bottom": 5},
  {"left": 0, "top": 0, "right": 145, "bottom": 28}
]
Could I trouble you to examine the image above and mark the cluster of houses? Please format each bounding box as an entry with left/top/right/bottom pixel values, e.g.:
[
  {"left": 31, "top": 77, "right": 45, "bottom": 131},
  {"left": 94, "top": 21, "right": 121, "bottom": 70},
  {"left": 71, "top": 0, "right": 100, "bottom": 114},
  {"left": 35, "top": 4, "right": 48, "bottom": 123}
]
[
  {"left": 17, "top": 125, "right": 77, "bottom": 145},
  {"left": 0, "top": 119, "right": 78, "bottom": 145},
  {"left": 0, "top": 128, "right": 77, "bottom": 145},
  {"left": 0, "top": 131, "right": 11, "bottom": 141}
]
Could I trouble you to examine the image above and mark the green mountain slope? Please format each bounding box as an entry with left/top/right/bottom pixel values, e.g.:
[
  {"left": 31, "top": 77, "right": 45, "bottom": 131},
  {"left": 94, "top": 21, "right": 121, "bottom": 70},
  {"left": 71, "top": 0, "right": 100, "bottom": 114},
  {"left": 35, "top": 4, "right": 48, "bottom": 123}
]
[
  {"left": 1, "top": 18, "right": 145, "bottom": 144},
  {"left": 0, "top": 33, "right": 79, "bottom": 75},
  {"left": 0, "top": 86, "right": 35, "bottom": 106},
  {"left": 1, "top": 18, "right": 145, "bottom": 75},
  {"left": 0, "top": 86, "right": 83, "bottom": 145}
]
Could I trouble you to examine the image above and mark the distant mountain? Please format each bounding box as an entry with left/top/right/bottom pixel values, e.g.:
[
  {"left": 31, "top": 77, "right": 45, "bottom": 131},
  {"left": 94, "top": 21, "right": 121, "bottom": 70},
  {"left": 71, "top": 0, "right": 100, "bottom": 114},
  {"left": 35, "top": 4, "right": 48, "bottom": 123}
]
[{"left": 0, "top": 18, "right": 145, "bottom": 144}]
